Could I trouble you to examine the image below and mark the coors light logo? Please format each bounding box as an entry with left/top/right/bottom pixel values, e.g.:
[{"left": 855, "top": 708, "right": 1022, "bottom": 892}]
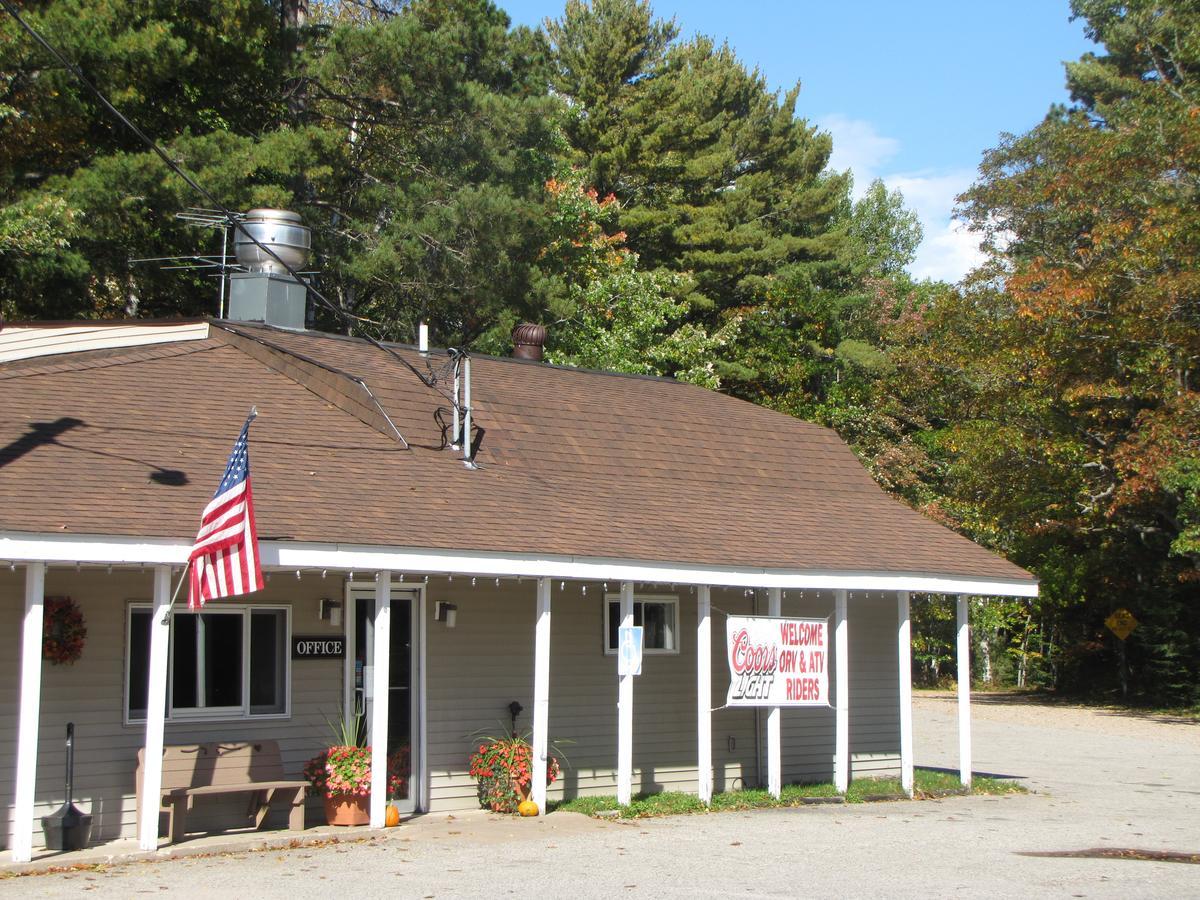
[{"left": 729, "top": 627, "right": 777, "bottom": 701}]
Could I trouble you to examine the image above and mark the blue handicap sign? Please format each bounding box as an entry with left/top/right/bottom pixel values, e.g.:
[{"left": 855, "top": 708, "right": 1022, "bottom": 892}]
[{"left": 618, "top": 625, "right": 644, "bottom": 676}]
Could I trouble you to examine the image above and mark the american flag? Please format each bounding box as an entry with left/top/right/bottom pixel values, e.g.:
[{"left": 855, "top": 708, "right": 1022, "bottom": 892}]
[{"left": 188, "top": 411, "right": 264, "bottom": 608}]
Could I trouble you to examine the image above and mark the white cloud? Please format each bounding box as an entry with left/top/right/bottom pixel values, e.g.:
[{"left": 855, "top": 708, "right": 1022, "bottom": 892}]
[
  {"left": 881, "top": 170, "right": 971, "bottom": 227},
  {"left": 818, "top": 114, "right": 985, "bottom": 283},
  {"left": 882, "top": 169, "right": 985, "bottom": 283},
  {"left": 909, "top": 220, "right": 987, "bottom": 283},
  {"left": 817, "top": 114, "right": 899, "bottom": 197}
]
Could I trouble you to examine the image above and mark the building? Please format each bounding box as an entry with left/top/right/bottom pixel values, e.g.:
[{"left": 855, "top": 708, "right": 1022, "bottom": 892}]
[{"left": 0, "top": 307, "right": 1036, "bottom": 861}]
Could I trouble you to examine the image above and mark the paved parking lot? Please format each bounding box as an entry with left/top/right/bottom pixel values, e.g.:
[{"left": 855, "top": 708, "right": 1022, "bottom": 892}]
[{"left": 4, "top": 692, "right": 1197, "bottom": 898}]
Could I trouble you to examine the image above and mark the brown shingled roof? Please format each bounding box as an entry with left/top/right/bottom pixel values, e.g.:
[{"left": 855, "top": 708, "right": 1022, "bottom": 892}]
[{"left": 0, "top": 321, "right": 1034, "bottom": 585}]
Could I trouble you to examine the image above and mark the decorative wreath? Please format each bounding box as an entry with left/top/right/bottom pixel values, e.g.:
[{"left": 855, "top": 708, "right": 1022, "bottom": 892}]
[{"left": 43, "top": 596, "right": 87, "bottom": 665}]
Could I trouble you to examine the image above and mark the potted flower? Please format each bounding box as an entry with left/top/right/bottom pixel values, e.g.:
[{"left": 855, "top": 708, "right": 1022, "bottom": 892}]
[
  {"left": 304, "top": 744, "right": 372, "bottom": 825},
  {"left": 468, "top": 734, "right": 561, "bottom": 814},
  {"left": 304, "top": 715, "right": 410, "bottom": 826}
]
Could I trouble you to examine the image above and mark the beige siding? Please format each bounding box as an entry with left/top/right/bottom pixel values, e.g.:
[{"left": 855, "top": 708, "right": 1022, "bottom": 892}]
[
  {"left": 777, "top": 590, "right": 902, "bottom": 779},
  {"left": 425, "top": 583, "right": 901, "bottom": 812},
  {"left": 0, "top": 322, "right": 209, "bottom": 362},
  {"left": 1, "top": 568, "right": 342, "bottom": 850}
]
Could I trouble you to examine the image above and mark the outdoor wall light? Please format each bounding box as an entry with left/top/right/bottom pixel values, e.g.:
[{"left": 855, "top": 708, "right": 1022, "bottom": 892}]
[
  {"left": 319, "top": 597, "right": 343, "bottom": 627},
  {"left": 435, "top": 601, "right": 458, "bottom": 628}
]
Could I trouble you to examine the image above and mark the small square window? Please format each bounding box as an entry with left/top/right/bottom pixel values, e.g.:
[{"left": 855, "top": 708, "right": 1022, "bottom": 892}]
[{"left": 604, "top": 595, "right": 679, "bottom": 654}]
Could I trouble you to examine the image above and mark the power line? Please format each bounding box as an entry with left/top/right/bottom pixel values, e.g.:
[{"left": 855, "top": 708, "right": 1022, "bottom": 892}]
[{"left": 0, "top": 0, "right": 461, "bottom": 411}]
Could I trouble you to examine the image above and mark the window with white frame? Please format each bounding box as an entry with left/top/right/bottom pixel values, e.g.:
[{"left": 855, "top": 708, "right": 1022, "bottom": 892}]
[
  {"left": 126, "top": 604, "right": 290, "bottom": 722},
  {"left": 604, "top": 595, "right": 679, "bottom": 654}
]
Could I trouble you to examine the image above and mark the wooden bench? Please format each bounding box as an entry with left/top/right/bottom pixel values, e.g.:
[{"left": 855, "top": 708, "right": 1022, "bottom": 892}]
[{"left": 136, "top": 741, "right": 308, "bottom": 844}]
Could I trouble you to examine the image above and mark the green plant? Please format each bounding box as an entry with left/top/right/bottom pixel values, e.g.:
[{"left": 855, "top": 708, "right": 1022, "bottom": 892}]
[
  {"left": 468, "top": 734, "right": 561, "bottom": 813},
  {"left": 325, "top": 711, "right": 364, "bottom": 749}
]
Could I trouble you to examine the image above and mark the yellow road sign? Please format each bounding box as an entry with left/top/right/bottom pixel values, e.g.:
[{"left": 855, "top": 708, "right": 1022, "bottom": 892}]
[{"left": 1105, "top": 608, "right": 1138, "bottom": 641}]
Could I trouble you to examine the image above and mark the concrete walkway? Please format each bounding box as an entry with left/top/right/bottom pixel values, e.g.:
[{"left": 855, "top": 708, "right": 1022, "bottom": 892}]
[{"left": 3, "top": 693, "right": 1197, "bottom": 898}]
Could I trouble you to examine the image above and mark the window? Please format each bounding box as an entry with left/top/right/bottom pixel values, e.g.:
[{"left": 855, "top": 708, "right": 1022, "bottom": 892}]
[
  {"left": 126, "top": 605, "right": 290, "bottom": 722},
  {"left": 604, "top": 595, "right": 679, "bottom": 654}
]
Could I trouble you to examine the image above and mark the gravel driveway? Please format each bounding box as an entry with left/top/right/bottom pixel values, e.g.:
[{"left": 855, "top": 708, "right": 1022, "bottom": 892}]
[{"left": 4, "top": 693, "right": 1197, "bottom": 898}]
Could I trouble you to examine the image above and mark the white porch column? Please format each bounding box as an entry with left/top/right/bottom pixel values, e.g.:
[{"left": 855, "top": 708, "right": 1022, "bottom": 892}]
[
  {"left": 616, "top": 581, "right": 634, "bottom": 806},
  {"left": 766, "top": 587, "right": 782, "bottom": 798},
  {"left": 833, "top": 589, "right": 850, "bottom": 794},
  {"left": 531, "top": 578, "right": 552, "bottom": 814},
  {"left": 696, "top": 586, "right": 712, "bottom": 805},
  {"left": 369, "top": 572, "right": 392, "bottom": 828},
  {"left": 897, "top": 591, "right": 914, "bottom": 797},
  {"left": 12, "top": 561, "right": 46, "bottom": 863},
  {"left": 138, "top": 565, "right": 173, "bottom": 851},
  {"left": 957, "top": 594, "right": 972, "bottom": 788}
]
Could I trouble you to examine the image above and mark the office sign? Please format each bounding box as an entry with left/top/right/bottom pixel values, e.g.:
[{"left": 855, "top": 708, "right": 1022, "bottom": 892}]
[{"left": 291, "top": 635, "right": 345, "bottom": 660}]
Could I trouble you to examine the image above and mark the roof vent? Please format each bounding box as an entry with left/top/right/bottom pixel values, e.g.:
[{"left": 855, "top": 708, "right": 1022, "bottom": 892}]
[
  {"left": 512, "top": 322, "right": 547, "bottom": 361},
  {"left": 226, "top": 209, "right": 311, "bottom": 330}
]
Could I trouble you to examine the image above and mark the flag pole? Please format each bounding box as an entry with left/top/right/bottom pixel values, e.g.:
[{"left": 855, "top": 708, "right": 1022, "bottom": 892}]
[{"left": 161, "top": 560, "right": 191, "bottom": 625}]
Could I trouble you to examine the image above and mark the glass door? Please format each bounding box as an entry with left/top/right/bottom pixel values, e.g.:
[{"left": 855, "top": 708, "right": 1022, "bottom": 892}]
[{"left": 346, "top": 586, "right": 418, "bottom": 813}]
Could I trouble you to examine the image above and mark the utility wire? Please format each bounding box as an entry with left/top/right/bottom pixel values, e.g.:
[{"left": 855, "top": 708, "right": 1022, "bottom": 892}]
[{"left": 0, "top": 0, "right": 462, "bottom": 414}]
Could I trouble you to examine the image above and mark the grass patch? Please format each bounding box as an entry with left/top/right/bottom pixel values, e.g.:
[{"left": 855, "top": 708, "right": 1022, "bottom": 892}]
[{"left": 549, "top": 768, "right": 1025, "bottom": 819}]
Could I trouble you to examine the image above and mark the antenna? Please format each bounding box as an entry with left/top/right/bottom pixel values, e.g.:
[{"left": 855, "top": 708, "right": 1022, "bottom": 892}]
[
  {"left": 129, "top": 209, "right": 318, "bottom": 318},
  {"left": 128, "top": 209, "right": 242, "bottom": 317}
]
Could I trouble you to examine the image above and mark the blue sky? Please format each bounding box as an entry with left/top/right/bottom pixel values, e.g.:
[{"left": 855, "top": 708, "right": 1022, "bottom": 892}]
[{"left": 500, "top": 0, "right": 1097, "bottom": 282}]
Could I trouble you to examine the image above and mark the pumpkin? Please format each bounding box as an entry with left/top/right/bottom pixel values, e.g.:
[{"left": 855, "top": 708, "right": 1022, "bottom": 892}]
[
  {"left": 385, "top": 804, "right": 401, "bottom": 827},
  {"left": 517, "top": 799, "right": 539, "bottom": 817}
]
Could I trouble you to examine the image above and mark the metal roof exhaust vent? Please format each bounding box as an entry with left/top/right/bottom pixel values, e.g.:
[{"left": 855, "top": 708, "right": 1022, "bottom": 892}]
[
  {"left": 512, "top": 323, "right": 547, "bottom": 361},
  {"left": 227, "top": 209, "right": 311, "bottom": 330}
]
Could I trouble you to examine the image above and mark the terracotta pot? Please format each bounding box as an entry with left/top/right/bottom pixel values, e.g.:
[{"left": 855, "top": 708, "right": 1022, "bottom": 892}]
[{"left": 324, "top": 793, "right": 370, "bottom": 826}]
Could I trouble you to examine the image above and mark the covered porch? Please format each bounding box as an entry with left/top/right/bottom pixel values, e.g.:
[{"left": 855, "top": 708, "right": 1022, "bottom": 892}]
[{"left": 3, "top": 533, "right": 1035, "bottom": 863}]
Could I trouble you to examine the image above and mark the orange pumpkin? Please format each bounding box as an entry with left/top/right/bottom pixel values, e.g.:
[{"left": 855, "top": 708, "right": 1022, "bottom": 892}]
[
  {"left": 385, "top": 804, "right": 401, "bottom": 827},
  {"left": 517, "top": 799, "right": 539, "bottom": 817}
]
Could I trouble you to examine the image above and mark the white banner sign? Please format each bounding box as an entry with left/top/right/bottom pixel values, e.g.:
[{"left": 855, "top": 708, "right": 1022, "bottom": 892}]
[{"left": 725, "top": 616, "right": 830, "bottom": 707}]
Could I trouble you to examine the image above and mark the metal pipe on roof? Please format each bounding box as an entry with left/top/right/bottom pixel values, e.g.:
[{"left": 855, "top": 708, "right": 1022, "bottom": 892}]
[
  {"left": 452, "top": 357, "right": 461, "bottom": 450},
  {"left": 462, "top": 356, "right": 475, "bottom": 468}
]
